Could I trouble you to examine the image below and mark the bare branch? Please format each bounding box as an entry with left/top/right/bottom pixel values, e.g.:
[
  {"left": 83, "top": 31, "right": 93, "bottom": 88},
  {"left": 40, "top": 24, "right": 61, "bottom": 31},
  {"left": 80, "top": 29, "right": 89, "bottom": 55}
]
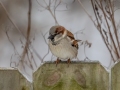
[
  {"left": 91, "top": 0, "right": 115, "bottom": 61},
  {"left": 0, "top": 0, "right": 43, "bottom": 63},
  {"left": 0, "top": 1, "right": 26, "bottom": 38},
  {"left": 20, "top": 0, "right": 33, "bottom": 70},
  {"left": 6, "top": 31, "right": 20, "bottom": 56},
  {"left": 36, "top": 0, "right": 59, "bottom": 25},
  {"left": 77, "top": 0, "right": 97, "bottom": 28},
  {"left": 40, "top": 30, "right": 50, "bottom": 62}
]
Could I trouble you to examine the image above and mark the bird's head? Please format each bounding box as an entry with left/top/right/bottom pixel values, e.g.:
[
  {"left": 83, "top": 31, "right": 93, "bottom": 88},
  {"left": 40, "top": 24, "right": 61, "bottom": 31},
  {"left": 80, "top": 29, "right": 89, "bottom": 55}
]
[{"left": 48, "top": 25, "right": 67, "bottom": 42}]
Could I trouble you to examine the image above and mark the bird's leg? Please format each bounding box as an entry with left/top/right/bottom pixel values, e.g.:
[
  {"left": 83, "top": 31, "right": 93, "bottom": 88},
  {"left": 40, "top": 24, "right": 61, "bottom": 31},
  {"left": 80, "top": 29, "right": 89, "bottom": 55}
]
[
  {"left": 55, "top": 58, "right": 61, "bottom": 67},
  {"left": 67, "top": 59, "right": 71, "bottom": 67}
]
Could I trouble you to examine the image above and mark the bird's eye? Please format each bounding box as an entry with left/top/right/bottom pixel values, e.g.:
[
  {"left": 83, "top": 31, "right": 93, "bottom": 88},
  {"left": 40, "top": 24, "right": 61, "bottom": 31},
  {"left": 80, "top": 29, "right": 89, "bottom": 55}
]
[{"left": 72, "top": 44, "right": 74, "bottom": 47}]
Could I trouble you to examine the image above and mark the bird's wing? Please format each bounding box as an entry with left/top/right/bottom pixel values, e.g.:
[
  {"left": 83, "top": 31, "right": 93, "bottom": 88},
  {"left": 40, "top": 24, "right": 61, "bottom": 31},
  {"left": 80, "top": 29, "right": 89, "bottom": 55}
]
[
  {"left": 66, "top": 30, "right": 80, "bottom": 49},
  {"left": 72, "top": 40, "right": 81, "bottom": 49},
  {"left": 67, "top": 30, "right": 75, "bottom": 40}
]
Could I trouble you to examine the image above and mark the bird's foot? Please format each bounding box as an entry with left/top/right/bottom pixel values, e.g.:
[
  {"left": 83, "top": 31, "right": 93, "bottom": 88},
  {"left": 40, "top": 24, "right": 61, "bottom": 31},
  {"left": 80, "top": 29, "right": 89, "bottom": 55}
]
[
  {"left": 67, "top": 59, "right": 71, "bottom": 67},
  {"left": 55, "top": 58, "right": 61, "bottom": 67}
]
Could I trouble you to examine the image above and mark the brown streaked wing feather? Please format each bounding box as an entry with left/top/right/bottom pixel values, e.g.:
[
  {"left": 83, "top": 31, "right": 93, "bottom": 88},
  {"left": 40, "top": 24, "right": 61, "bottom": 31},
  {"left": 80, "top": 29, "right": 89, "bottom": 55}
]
[
  {"left": 67, "top": 30, "right": 79, "bottom": 49},
  {"left": 67, "top": 30, "right": 75, "bottom": 40},
  {"left": 72, "top": 40, "right": 81, "bottom": 49},
  {"left": 55, "top": 26, "right": 65, "bottom": 34}
]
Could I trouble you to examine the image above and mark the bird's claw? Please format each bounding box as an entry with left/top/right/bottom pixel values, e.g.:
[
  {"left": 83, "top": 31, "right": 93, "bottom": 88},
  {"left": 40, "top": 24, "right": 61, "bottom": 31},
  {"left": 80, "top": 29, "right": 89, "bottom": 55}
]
[
  {"left": 67, "top": 59, "right": 71, "bottom": 67},
  {"left": 55, "top": 59, "right": 61, "bottom": 67}
]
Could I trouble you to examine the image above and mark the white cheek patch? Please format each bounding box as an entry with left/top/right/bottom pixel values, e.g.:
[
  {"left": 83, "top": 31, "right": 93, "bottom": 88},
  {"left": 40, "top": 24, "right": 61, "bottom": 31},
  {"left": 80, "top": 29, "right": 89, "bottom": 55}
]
[
  {"left": 53, "top": 30, "right": 68, "bottom": 43},
  {"left": 62, "top": 30, "right": 67, "bottom": 38}
]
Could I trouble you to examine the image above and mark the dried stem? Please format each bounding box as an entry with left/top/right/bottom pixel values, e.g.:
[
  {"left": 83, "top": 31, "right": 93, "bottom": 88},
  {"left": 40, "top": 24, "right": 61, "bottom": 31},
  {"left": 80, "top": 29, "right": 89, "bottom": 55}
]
[
  {"left": 78, "top": 0, "right": 120, "bottom": 62},
  {"left": 91, "top": 0, "right": 120, "bottom": 62},
  {"left": 77, "top": 0, "right": 97, "bottom": 28},
  {"left": 100, "top": 0, "right": 119, "bottom": 59},
  {"left": 108, "top": 0, "right": 120, "bottom": 56},
  {"left": 6, "top": 31, "right": 20, "bottom": 56},
  {"left": 36, "top": 0, "right": 60, "bottom": 25},
  {"left": 20, "top": 0, "right": 33, "bottom": 69},
  {"left": 0, "top": 0, "right": 43, "bottom": 64},
  {"left": 40, "top": 30, "right": 50, "bottom": 62},
  {"left": 0, "top": 1, "right": 25, "bottom": 37}
]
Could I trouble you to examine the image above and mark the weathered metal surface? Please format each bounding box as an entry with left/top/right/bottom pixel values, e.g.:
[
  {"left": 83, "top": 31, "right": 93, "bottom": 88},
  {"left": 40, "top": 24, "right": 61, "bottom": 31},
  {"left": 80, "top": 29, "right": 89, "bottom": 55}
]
[
  {"left": 0, "top": 68, "right": 31, "bottom": 90},
  {"left": 33, "top": 62, "right": 109, "bottom": 90}
]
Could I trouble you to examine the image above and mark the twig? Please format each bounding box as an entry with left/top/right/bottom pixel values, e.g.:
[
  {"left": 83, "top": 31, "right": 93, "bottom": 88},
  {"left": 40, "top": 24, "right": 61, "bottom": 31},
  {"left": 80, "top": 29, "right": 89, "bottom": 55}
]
[
  {"left": 54, "top": 0, "right": 61, "bottom": 24},
  {"left": 36, "top": 0, "right": 59, "bottom": 24},
  {"left": 77, "top": 0, "right": 97, "bottom": 28},
  {"left": 91, "top": 0, "right": 115, "bottom": 61},
  {"left": 6, "top": 31, "right": 20, "bottom": 56},
  {"left": 0, "top": 0, "right": 43, "bottom": 63},
  {"left": 20, "top": 0, "right": 33, "bottom": 70},
  {"left": 108, "top": 0, "right": 120, "bottom": 56},
  {"left": 99, "top": 0, "right": 117, "bottom": 60},
  {"left": 40, "top": 30, "right": 50, "bottom": 62}
]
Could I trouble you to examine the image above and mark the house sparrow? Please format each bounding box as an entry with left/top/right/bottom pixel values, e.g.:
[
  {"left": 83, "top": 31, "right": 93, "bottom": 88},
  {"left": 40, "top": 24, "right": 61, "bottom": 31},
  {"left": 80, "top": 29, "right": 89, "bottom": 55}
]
[{"left": 48, "top": 25, "right": 80, "bottom": 66}]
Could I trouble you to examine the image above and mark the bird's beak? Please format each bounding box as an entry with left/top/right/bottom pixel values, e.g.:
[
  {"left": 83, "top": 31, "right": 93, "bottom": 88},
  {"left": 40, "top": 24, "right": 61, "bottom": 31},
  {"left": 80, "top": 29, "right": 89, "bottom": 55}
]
[{"left": 48, "top": 35, "right": 55, "bottom": 39}]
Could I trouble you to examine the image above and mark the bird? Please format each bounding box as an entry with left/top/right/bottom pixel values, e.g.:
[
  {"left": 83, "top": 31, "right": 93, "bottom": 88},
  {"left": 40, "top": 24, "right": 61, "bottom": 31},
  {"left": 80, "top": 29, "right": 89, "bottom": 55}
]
[{"left": 48, "top": 25, "right": 81, "bottom": 66}]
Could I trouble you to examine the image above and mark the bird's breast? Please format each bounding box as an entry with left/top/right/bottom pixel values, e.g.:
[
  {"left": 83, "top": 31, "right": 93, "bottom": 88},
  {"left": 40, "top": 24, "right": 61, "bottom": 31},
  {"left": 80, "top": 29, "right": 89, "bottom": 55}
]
[{"left": 48, "top": 38, "right": 78, "bottom": 60}]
